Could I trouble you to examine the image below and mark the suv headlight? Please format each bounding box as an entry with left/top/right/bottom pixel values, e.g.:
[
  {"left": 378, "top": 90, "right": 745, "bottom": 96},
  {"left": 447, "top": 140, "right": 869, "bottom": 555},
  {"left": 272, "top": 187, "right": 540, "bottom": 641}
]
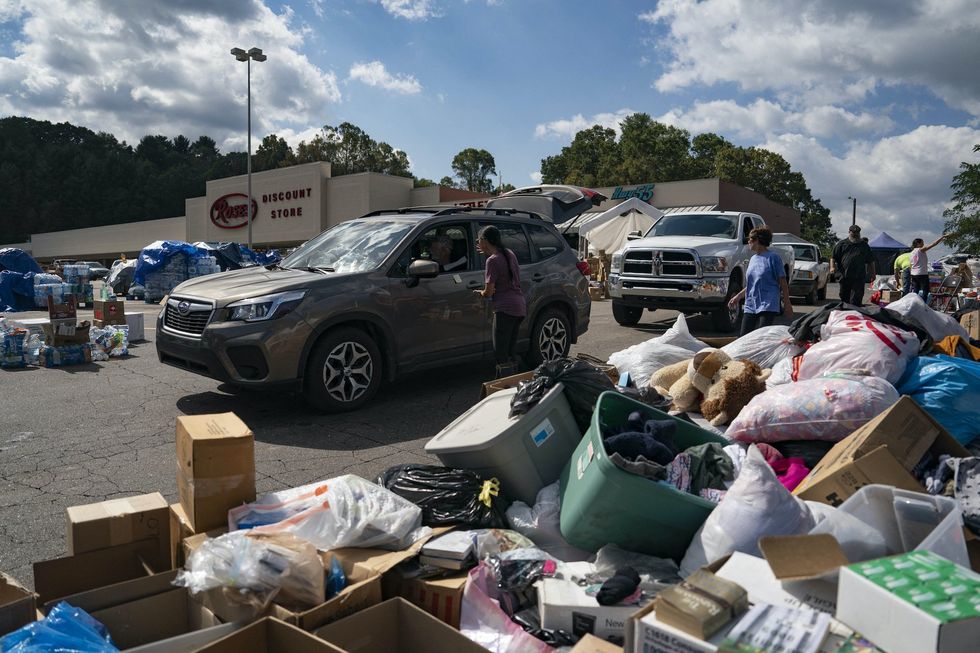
[
  {"left": 611, "top": 252, "right": 623, "bottom": 274},
  {"left": 225, "top": 290, "right": 306, "bottom": 322},
  {"left": 701, "top": 256, "right": 728, "bottom": 273}
]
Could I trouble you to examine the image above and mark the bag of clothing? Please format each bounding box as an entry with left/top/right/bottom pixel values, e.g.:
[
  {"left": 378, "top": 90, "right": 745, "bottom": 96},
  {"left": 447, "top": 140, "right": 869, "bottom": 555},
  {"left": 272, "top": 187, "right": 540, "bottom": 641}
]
[
  {"left": 790, "top": 301, "right": 934, "bottom": 354},
  {"left": 886, "top": 293, "right": 969, "bottom": 342},
  {"left": 896, "top": 355, "right": 980, "bottom": 445},
  {"left": 608, "top": 341, "right": 698, "bottom": 388},
  {"left": 721, "top": 325, "right": 804, "bottom": 370},
  {"left": 377, "top": 464, "right": 508, "bottom": 528}
]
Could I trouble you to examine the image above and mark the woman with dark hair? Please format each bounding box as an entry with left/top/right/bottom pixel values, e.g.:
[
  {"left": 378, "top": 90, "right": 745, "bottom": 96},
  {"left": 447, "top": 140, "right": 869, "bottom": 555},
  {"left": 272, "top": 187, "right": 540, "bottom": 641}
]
[
  {"left": 727, "top": 226, "right": 792, "bottom": 336},
  {"left": 910, "top": 234, "right": 945, "bottom": 300},
  {"left": 476, "top": 225, "right": 527, "bottom": 378}
]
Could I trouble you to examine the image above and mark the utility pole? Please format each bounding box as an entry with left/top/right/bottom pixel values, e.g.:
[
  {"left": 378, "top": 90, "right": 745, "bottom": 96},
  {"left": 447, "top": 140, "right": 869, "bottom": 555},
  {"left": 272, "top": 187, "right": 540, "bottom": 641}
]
[{"left": 847, "top": 196, "right": 857, "bottom": 226}]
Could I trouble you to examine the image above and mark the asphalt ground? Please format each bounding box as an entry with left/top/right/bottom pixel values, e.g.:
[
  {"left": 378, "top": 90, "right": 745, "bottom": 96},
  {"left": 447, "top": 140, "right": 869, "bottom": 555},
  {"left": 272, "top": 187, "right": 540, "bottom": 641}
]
[{"left": 0, "top": 286, "right": 836, "bottom": 587}]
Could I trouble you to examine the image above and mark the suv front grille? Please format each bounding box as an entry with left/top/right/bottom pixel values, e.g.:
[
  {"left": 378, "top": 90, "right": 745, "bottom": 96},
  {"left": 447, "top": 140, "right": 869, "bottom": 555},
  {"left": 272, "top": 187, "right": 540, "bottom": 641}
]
[
  {"left": 622, "top": 249, "right": 698, "bottom": 277},
  {"left": 163, "top": 299, "right": 214, "bottom": 336}
]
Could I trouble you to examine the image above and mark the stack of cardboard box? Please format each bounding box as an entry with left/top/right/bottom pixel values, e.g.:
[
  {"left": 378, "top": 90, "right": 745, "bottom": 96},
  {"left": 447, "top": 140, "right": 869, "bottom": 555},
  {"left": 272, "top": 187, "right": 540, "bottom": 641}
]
[
  {"left": 39, "top": 295, "right": 92, "bottom": 367},
  {"left": 93, "top": 298, "right": 126, "bottom": 329}
]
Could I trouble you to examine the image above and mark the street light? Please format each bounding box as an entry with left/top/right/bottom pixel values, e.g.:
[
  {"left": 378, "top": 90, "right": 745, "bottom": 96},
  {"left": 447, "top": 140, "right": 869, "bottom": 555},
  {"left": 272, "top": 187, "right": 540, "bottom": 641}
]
[
  {"left": 230, "top": 46, "right": 267, "bottom": 249},
  {"left": 847, "top": 196, "right": 857, "bottom": 227}
]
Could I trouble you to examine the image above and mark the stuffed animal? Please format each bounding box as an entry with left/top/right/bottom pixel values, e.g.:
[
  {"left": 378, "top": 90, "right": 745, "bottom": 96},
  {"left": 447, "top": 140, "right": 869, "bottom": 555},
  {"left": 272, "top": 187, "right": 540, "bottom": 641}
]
[
  {"left": 649, "top": 359, "right": 689, "bottom": 394},
  {"left": 699, "top": 359, "right": 772, "bottom": 427},
  {"left": 650, "top": 349, "right": 732, "bottom": 413}
]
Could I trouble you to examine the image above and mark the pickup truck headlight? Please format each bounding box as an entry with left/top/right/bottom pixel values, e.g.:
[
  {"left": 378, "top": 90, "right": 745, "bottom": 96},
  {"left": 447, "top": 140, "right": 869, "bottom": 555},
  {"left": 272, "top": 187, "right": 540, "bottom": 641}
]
[
  {"left": 701, "top": 256, "right": 728, "bottom": 273},
  {"left": 611, "top": 252, "right": 623, "bottom": 274},
  {"left": 225, "top": 290, "right": 306, "bottom": 322},
  {"left": 796, "top": 270, "right": 814, "bottom": 280}
]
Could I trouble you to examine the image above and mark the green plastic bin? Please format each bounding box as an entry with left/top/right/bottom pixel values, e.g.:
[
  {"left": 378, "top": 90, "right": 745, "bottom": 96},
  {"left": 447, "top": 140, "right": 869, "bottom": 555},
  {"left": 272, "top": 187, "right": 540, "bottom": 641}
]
[{"left": 559, "top": 391, "right": 730, "bottom": 560}]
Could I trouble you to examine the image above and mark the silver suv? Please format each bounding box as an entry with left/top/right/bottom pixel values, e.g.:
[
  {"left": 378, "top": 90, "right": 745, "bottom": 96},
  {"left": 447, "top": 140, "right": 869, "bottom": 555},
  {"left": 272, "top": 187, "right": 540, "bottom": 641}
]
[{"left": 156, "top": 187, "right": 601, "bottom": 412}]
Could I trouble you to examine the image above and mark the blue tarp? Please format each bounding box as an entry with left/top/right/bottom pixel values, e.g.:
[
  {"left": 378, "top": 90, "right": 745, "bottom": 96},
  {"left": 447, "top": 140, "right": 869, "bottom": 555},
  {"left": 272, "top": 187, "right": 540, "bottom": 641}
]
[
  {"left": 868, "top": 232, "right": 908, "bottom": 250},
  {"left": 193, "top": 242, "right": 282, "bottom": 271},
  {"left": 896, "top": 354, "right": 980, "bottom": 445},
  {"left": 132, "top": 240, "right": 209, "bottom": 286},
  {"left": 0, "top": 248, "right": 43, "bottom": 312}
]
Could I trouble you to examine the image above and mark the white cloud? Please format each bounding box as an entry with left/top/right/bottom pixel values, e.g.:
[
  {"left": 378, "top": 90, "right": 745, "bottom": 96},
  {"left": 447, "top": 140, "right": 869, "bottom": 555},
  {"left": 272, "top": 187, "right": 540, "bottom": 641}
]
[
  {"left": 643, "top": 0, "right": 980, "bottom": 116},
  {"left": 762, "top": 125, "right": 980, "bottom": 244},
  {"left": 534, "top": 108, "right": 636, "bottom": 140},
  {"left": 309, "top": 0, "right": 324, "bottom": 19},
  {"left": 530, "top": 171, "right": 543, "bottom": 183},
  {"left": 0, "top": 0, "right": 340, "bottom": 150},
  {"left": 348, "top": 61, "right": 422, "bottom": 94},
  {"left": 379, "top": 0, "right": 439, "bottom": 21}
]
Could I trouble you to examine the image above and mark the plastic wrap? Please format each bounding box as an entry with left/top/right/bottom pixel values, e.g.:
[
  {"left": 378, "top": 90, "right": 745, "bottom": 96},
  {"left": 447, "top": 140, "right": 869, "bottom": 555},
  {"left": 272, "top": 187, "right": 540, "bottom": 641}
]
[
  {"left": 896, "top": 355, "right": 980, "bottom": 445},
  {"left": 720, "top": 325, "right": 804, "bottom": 370},
  {"left": 174, "top": 530, "right": 325, "bottom": 616},
  {"left": 680, "top": 446, "right": 816, "bottom": 576},
  {"left": 608, "top": 341, "right": 696, "bottom": 387},
  {"left": 505, "top": 482, "right": 593, "bottom": 562},
  {"left": 509, "top": 358, "right": 615, "bottom": 432},
  {"left": 89, "top": 325, "right": 129, "bottom": 359},
  {"left": 460, "top": 563, "right": 554, "bottom": 653},
  {"left": 377, "top": 464, "right": 508, "bottom": 528},
  {"left": 1, "top": 326, "right": 28, "bottom": 368},
  {"left": 886, "top": 292, "right": 969, "bottom": 341},
  {"left": 0, "top": 601, "right": 118, "bottom": 652},
  {"left": 727, "top": 375, "right": 899, "bottom": 444},
  {"left": 470, "top": 529, "right": 537, "bottom": 559},
  {"left": 228, "top": 474, "right": 428, "bottom": 551},
  {"left": 593, "top": 544, "right": 681, "bottom": 596},
  {"left": 651, "top": 314, "right": 708, "bottom": 353}
]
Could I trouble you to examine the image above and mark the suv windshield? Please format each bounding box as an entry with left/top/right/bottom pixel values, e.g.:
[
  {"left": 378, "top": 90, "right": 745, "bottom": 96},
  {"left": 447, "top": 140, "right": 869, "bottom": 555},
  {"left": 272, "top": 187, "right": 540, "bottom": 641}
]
[
  {"left": 283, "top": 219, "right": 415, "bottom": 273},
  {"left": 790, "top": 245, "right": 816, "bottom": 261},
  {"left": 645, "top": 214, "right": 738, "bottom": 239}
]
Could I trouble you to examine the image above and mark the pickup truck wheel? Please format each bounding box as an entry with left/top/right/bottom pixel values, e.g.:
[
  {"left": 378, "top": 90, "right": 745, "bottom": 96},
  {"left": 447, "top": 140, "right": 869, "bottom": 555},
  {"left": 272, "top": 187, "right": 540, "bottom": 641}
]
[
  {"left": 612, "top": 301, "right": 643, "bottom": 326},
  {"left": 525, "top": 308, "right": 571, "bottom": 368},
  {"left": 303, "top": 327, "right": 382, "bottom": 413},
  {"left": 712, "top": 277, "right": 743, "bottom": 333},
  {"left": 817, "top": 282, "right": 827, "bottom": 300}
]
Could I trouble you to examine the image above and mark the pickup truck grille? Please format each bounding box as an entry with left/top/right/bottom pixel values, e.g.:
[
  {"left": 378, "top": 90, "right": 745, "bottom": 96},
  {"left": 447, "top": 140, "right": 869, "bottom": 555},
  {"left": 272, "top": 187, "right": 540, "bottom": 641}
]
[
  {"left": 622, "top": 250, "right": 698, "bottom": 277},
  {"left": 163, "top": 298, "right": 214, "bottom": 336}
]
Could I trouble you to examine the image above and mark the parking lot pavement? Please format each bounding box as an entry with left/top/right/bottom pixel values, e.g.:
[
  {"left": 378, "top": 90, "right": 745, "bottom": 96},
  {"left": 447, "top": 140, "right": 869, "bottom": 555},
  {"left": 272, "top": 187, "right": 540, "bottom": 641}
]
[{"left": 0, "top": 292, "right": 832, "bottom": 586}]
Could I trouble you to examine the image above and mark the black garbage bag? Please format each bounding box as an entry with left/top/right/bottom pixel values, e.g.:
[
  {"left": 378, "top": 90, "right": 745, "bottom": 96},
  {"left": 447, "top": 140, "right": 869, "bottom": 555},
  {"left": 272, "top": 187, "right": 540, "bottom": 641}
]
[
  {"left": 511, "top": 608, "right": 577, "bottom": 647},
  {"left": 376, "top": 464, "right": 508, "bottom": 528},
  {"left": 509, "top": 358, "right": 615, "bottom": 432}
]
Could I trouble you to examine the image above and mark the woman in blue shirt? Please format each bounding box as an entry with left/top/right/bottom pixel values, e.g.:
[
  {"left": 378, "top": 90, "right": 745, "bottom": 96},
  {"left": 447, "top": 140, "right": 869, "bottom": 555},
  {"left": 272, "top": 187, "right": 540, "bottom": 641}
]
[{"left": 727, "top": 227, "right": 793, "bottom": 336}]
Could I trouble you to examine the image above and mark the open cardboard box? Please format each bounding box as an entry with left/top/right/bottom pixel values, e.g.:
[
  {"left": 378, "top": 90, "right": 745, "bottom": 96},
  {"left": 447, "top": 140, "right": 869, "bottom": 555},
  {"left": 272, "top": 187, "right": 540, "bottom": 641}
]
[
  {"left": 381, "top": 568, "right": 467, "bottom": 628},
  {"left": 33, "top": 539, "right": 160, "bottom": 607},
  {"left": 961, "top": 309, "right": 979, "bottom": 340},
  {"left": 0, "top": 572, "right": 35, "bottom": 637},
  {"left": 314, "top": 597, "right": 487, "bottom": 653},
  {"left": 793, "top": 396, "right": 970, "bottom": 506},
  {"left": 194, "top": 617, "right": 345, "bottom": 653},
  {"left": 169, "top": 503, "right": 226, "bottom": 568},
  {"left": 480, "top": 371, "right": 536, "bottom": 399},
  {"left": 571, "top": 634, "right": 625, "bottom": 653}
]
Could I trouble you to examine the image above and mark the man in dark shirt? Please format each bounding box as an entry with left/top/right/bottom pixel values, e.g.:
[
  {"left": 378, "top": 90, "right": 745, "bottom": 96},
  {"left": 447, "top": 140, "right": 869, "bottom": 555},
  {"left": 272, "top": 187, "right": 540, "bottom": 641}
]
[{"left": 830, "top": 224, "right": 874, "bottom": 305}]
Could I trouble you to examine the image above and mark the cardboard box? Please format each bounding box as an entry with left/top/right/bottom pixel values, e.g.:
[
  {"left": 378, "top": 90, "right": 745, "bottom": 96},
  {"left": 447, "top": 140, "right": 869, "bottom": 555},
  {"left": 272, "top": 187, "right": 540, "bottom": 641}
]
[
  {"left": 176, "top": 412, "right": 256, "bottom": 532},
  {"left": 126, "top": 311, "right": 146, "bottom": 341},
  {"left": 33, "top": 539, "right": 159, "bottom": 606},
  {"left": 962, "top": 310, "right": 980, "bottom": 340},
  {"left": 589, "top": 286, "right": 604, "bottom": 301},
  {"left": 91, "top": 587, "right": 222, "bottom": 650},
  {"left": 0, "top": 572, "right": 35, "bottom": 637},
  {"left": 41, "top": 320, "right": 90, "bottom": 346},
  {"left": 127, "top": 622, "right": 241, "bottom": 653},
  {"left": 479, "top": 370, "right": 535, "bottom": 399},
  {"left": 195, "top": 617, "right": 345, "bottom": 653},
  {"left": 794, "top": 397, "right": 971, "bottom": 506},
  {"left": 67, "top": 492, "right": 170, "bottom": 571},
  {"left": 759, "top": 534, "right": 850, "bottom": 583},
  {"left": 881, "top": 290, "right": 903, "bottom": 303},
  {"left": 571, "top": 634, "right": 625, "bottom": 652},
  {"left": 169, "top": 503, "right": 226, "bottom": 568},
  {"left": 46, "top": 294, "right": 76, "bottom": 320},
  {"left": 837, "top": 551, "right": 980, "bottom": 653},
  {"left": 93, "top": 299, "right": 126, "bottom": 325},
  {"left": 314, "top": 597, "right": 488, "bottom": 653},
  {"left": 539, "top": 562, "right": 644, "bottom": 643},
  {"left": 626, "top": 604, "right": 732, "bottom": 653},
  {"left": 381, "top": 568, "right": 467, "bottom": 628}
]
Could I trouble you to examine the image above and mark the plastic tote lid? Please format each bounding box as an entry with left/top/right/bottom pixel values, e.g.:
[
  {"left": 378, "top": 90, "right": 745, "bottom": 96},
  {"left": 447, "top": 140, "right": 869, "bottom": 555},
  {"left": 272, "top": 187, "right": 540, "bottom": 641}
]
[{"left": 426, "top": 383, "right": 566, "bottom": 453}]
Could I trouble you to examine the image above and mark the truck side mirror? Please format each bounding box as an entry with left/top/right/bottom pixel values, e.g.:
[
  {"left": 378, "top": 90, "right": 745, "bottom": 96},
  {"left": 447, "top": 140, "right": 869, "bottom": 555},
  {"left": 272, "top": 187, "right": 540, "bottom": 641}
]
[{"left": 626, "top": 231, "right": 643, "bottom": 241}]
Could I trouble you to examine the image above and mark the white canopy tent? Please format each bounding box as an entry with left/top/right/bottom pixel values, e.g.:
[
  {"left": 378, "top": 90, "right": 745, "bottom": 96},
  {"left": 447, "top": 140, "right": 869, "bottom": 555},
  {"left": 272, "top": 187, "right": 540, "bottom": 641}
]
[{"left": 576, "top": 197, "right": 665, "bottom": 256}]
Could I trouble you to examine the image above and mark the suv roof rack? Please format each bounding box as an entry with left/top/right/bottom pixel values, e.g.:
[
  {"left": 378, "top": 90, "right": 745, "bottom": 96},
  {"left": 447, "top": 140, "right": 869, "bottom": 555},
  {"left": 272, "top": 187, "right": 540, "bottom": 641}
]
[{"left": 363, "top": 206, "right": 549, "bottom": 221}]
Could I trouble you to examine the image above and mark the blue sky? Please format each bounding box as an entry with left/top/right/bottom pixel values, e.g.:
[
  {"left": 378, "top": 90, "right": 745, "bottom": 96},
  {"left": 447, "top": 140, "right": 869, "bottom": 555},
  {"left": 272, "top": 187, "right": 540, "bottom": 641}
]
[{"left": 1, "top": 0, "right": 979, "bottom": 249}]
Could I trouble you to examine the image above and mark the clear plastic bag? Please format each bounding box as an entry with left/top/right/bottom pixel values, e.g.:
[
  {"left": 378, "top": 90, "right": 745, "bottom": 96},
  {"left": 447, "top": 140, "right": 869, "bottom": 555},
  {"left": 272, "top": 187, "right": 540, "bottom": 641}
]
[
  {"left": 608, "top": 341, "right": 695, "bottom": 388},
  {"left": 505, "top": 482, "right": 593, "bottom": 562},
  {"left": 0, "top": 601, "right": 119, "bottom": 652},
  {"left": 228, "top": 474, "right": 428, "bottom": 551},
  {"left": 469, "top": 529, "right": 537, "bottom": 559},
  {"left": 721, "top": 325, "right": 804, "bottom": 370},
  {"left": 886, "top": 292, "right": 969, "bottom": 341},
  {"left": 651, "top": 314, "right": 708, "bottom": 353},
  {"left": 460, "top": 563, "right": 555, "bottom": 653},
  {"left": 727, "top": 375, "right": 899, "bottom": 444},
  {"left": 174, "top": 531, "right": 325, "bottom": 618},
  {"left": 680, "top": 446, "right": 815, "bottom": 576}
]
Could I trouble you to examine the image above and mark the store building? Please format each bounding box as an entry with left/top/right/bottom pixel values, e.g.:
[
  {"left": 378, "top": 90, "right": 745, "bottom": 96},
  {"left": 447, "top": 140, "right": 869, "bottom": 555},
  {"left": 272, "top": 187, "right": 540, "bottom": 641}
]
[{"left": 13, "top": 164, "right": 799, "bottom": 261}]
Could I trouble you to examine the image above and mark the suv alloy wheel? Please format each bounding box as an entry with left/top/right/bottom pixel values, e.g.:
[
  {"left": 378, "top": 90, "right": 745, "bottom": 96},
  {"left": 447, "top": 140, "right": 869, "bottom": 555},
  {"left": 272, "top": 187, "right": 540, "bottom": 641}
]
[
  {"left": 526, "top": 307, "right": 571, "bottom": 367},
  {"left": 304, "top": 327, "right": 383, "bottom": 413}
]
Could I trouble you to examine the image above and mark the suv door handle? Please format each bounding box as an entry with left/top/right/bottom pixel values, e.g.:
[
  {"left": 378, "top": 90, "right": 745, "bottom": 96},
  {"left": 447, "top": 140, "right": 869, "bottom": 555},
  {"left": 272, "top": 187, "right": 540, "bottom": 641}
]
[
  {"left": 531, "top": 273, "right": 546, "bottom": 282},
  {"left": 466, "top": 280, "right": 482, "bottom": 289}
]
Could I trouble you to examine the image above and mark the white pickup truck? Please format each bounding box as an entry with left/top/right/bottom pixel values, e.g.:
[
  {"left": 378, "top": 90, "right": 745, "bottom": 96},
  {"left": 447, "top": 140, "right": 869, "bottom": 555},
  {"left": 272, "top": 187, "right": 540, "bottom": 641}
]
[
  {"left": 772, "top": 233, "right": 830, "bottom": 304},
  {"left": 607, "top": 211, "right": 794, "bottom": 332}
]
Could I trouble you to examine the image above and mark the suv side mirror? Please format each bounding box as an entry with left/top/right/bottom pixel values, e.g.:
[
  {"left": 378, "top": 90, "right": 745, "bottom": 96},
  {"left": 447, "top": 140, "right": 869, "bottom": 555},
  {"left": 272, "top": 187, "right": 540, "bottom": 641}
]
[
  {"left": 408, "top": 259, "right": 439, "bottom": 279},
  {"left": 626, "top": 230, "right": 643, "bottom": 241},
  {"left": 819, "top": 255, "right": 828, "bottom": 263}
]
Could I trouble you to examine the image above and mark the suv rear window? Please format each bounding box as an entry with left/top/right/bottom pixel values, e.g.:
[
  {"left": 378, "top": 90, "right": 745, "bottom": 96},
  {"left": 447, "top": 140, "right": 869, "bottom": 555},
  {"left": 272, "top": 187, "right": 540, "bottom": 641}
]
[{"left": 527, "top": 224, "right": 564, "bottom": 260}]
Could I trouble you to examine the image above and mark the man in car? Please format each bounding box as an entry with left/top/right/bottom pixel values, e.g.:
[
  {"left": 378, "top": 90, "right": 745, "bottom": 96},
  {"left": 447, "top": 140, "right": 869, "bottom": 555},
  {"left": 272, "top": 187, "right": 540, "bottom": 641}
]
[{"left": 430, "top": 235, "right": 467, "bottom": 272}]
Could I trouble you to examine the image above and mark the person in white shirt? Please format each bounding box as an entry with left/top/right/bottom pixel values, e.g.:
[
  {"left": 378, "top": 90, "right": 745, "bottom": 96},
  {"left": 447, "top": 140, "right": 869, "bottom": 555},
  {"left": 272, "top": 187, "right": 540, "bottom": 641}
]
[{"left": 909, "top": 234, "right": 945, "bottom": 300}]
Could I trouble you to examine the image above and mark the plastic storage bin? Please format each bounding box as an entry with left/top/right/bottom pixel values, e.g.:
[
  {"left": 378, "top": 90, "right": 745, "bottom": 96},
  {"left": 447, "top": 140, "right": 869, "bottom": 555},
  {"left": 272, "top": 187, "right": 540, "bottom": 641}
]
[
  {"left": 559, "top": 391, "right": 730, "bottom": 560},
  {"left": 837, "top": 484, "right": 969, "bottom": 567},
  {"left": 425, "top": 382, "right": 581, "bottom": 504}
]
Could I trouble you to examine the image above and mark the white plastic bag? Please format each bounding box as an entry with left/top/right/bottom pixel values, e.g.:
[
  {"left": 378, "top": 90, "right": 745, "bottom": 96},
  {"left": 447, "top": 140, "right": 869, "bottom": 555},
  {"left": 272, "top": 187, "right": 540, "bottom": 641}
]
[
  {"left": 460, "top": 563, "right": 554, "bottom": 653},
  {"left": 727, "top": 374, "right": 899, "bottom": 444},
  {"left": 652, "top": 314, "right": 708, "bottom": 353},
  {"left": 505, "top": 483, "right": 593, "bottom": 562},
  {"left": 721, "top": 325, "right": 804, "bottom": 370},
  {"left": 885, "top": 292, "right": 969, "bottom": 341},
  {"left": 228, "top": 474, "right": 428, "bottom": 551},
  {"left": 806, "top": 501, "right": 889, "bottom": 563},
  {"left": 765, "top": 357, "right": 795, "bottom": 388},
  {"left": 795, "top": 311, "right": 919, "bottom": 384},
  {"left": 680, "top": 446, "right": 816, "bottom": 576},
  {"left": 607, "top": 341, "right": 694, "bottom": 387}
]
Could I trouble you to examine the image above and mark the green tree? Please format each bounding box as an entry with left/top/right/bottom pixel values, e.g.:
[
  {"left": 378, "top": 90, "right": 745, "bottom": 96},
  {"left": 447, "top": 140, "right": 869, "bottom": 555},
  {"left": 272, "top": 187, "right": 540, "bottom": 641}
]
[
  {"left": 943, "top": 144, "right": 980, "bottom": 252},
  {"left": 617, "top": 114, "right": 692, "bottom": 183},
  {"left": 451, "top": 148, "right": 497, "bottom": 192},
  {"left": 543, "top": 125, "right": 620, "bottom": 187},
  {"left": 439, "top": 175, "right": 457, "bottom": 189},
  {"left": 293, "top": 133, "right": 334, "bottom": 164},
  {"left": 414, "top": 177, "right": 436, "bottom": 188},
  {"left": 496, "top": 183, "right": 516, "bottom": 194},
  {"left": 253, "top": 134, "right": 295, "bottom": 171},
  {"left": 688, "top": 132, "right": 734, "bottom": 179}
]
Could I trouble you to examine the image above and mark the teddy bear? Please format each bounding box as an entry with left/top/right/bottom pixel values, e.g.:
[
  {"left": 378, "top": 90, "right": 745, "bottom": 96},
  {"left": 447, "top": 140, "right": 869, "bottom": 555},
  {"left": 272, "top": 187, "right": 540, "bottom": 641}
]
[
  {"left": 648, "top": 349, "right": 732, "bottom": 413},
  {"left": 698, "top": 359, "right": 771, "bottom": 427}
]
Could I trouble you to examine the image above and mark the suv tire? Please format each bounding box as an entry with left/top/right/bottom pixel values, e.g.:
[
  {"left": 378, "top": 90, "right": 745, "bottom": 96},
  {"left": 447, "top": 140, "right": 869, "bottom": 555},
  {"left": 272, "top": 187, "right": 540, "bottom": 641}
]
[
  {"left": 525, "top": 307, "right": 571, "bottom": 368},
  {"left": 712, "top": 276, "right": 743, "bottom": 333},
  {"left": 303, "top": 327, "right": 382, "bottom": 413},
  {"left": 612, "top": 301, "right": 643, "bottom": 326}
]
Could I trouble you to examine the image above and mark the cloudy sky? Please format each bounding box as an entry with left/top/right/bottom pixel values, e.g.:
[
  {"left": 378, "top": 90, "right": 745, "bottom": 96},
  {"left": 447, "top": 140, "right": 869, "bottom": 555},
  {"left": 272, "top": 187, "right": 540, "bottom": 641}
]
[{"left": 1, "top": 0, "right": 978, "bottom": 248}]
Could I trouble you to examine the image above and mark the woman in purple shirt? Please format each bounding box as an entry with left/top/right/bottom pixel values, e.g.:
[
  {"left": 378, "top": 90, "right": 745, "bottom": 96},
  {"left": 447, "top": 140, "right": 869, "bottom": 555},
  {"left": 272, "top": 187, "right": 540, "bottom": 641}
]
[{"left": 476, "top": 226, "right": 527, "bottom": 378}]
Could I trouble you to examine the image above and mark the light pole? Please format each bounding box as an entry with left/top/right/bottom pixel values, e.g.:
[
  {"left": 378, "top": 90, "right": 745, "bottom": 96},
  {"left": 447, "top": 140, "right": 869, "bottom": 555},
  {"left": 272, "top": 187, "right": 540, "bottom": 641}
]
[
  {"left": 847, "top": 196, "right": 857, "bottom": 227},
  {"left": 230, "top": 46, "right": 267, "bottom": 249}
]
